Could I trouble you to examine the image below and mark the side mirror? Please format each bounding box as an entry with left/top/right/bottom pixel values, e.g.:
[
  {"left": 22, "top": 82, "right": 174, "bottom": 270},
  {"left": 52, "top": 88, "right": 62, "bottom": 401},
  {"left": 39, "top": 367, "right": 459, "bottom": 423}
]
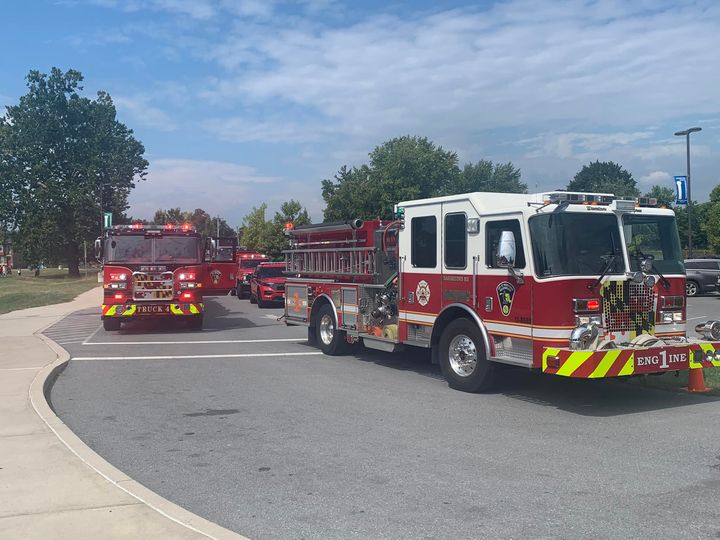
[
  {"left": 94, "top": 238, "right": 103, "bottom": 261},
  {"left": 496, "top": 230, "right": 516, "bottom": 268}
]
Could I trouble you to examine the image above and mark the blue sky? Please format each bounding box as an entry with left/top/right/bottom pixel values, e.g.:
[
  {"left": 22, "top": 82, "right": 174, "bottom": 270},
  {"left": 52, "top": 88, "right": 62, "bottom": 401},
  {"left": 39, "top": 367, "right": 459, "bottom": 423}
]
[{"left": 2, "top": 0, "right": 719, "bottom": 226}]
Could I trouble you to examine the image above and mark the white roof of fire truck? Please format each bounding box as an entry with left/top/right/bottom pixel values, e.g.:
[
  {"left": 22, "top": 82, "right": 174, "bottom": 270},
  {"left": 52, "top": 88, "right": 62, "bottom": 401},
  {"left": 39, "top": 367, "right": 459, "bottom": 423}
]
[{"left": 396, "top": 191, "right": 675, "bottom": 218}]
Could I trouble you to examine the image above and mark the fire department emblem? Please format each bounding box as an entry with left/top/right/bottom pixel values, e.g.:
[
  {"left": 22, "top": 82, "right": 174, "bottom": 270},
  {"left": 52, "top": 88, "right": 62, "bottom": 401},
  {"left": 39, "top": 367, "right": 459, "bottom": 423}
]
[
  {"left": 416, "top": 280, "right": 431, "bottom": 306},
  {"left": 496, "top": 282, "right": 515, "bottom": 316},
  {"left": 210, "top": 269, "right": 222, "bottom": 285}
]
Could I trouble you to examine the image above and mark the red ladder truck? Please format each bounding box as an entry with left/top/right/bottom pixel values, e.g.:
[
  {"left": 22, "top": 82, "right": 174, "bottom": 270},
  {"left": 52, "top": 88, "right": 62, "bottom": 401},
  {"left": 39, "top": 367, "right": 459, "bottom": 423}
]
[{"left": 283, "top": 191, "right": 720, "bottom": 392}]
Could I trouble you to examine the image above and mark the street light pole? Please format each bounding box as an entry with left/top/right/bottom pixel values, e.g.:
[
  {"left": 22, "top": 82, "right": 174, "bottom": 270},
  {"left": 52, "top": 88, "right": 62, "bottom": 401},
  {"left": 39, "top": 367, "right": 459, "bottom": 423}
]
[{"left": 674, "top": 127, "right": 702, "bottom": 258}]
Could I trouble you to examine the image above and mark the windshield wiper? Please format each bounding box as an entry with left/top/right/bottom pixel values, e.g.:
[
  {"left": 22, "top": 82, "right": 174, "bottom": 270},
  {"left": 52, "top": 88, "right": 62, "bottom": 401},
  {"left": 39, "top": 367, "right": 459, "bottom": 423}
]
[{"left": 588, "top": 253, "right": 619, "bottom": 291}]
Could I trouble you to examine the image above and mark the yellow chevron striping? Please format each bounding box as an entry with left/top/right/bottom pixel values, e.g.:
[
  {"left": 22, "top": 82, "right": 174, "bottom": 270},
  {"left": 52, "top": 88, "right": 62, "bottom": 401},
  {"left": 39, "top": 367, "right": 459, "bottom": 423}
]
[
  {"left": 618, "top": 355, "right": 634, "bottom": 376},
  {"left": 190, "top": 304, "right": 199, "bottom": 314},
  {"left": 589, "top": 349, "right": 621, "bottom": 378},
  {"left": 556, "top": 351, "right": 593, "bottom": 377}
]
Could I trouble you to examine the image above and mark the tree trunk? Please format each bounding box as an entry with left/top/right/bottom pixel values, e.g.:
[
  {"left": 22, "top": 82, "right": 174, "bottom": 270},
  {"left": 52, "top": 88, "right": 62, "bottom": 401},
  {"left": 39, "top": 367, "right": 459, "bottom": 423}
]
[{"left": 67, "top": 242, "right": 80, "bottom": 277}]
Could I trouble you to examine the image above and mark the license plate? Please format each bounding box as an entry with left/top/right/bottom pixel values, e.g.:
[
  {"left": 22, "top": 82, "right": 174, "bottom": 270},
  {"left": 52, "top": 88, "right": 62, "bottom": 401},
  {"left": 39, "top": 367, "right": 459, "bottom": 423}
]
[
  {"left": 136, "top": 304, "right": 171, "bottom": 314},
  {"left": 634, "top": 346, "right": 689, "bottom": 373}
]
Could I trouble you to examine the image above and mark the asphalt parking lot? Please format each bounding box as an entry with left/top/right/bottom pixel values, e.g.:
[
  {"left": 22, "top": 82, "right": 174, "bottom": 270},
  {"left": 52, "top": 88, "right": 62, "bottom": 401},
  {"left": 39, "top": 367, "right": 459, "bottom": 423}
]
[{"left": 49, "top": 295, "right": 720, "bottom": 539}]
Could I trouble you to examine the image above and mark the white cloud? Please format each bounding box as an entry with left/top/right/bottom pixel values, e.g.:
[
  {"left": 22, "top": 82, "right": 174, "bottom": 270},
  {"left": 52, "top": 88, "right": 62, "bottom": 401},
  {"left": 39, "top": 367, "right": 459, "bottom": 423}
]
[
  {"left": 201, "top": 1, "right": 720, "bottom": 147},
  {"left": 524, "top": 131, "right": 655, "bottom": 159},
  {"left": 128, "top": 159, "right": 322, "bottom": 225},
  {"left": 88, "top": 0, "right": 216, "bottom": 19},
  {"left": 113, "top": 95, "right": 178, "bottom": 132},
  {"left": 639, "top": 170, "right": 672, "bottom": 185}
]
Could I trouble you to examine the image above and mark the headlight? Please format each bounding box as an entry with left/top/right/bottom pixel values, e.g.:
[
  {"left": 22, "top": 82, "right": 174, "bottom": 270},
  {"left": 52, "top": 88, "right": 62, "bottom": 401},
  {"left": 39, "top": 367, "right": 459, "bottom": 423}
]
[
  {"left": 179, "top": 282, "right": 198, "bottom": 289},
  {"left": 108, "top": 282, "right": 127, "bottom": 289},
  {"left": 575, "top": 315, "right": 602, "bottom": 326},
  {"left": 659, "top": 311, "right": 683, "bottom": 323}
]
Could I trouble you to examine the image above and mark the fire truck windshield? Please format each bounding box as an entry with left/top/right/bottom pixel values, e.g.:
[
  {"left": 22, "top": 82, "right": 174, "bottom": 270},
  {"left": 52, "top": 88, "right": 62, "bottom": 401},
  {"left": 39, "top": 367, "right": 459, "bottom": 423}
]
[
  {"left": 256, "top": 266, "right": 284, "bottom": 279},
  {"left": 106, "top": 235, "right": 201, "bottom": 264},
  {"left": 239, "top": 260, "right": 263, "bottom": 269},
  {"left": 529, "top": 213, "right": 624, "bottom": 277},
  {"left": 623, "top": 214, "right": 683, "bottom": 274}
]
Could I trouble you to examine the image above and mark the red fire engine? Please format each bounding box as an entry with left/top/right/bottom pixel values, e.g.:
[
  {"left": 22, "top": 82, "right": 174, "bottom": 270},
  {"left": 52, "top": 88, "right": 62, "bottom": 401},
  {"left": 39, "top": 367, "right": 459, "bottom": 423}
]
[
  {"left": 283, "top": 191, "right": 720, "bottom": 392},
  {"left": 98, "top": 224, "right": 234, "bottom": 331},
  {"left": 235, "top": 249, "right": 270, "bottom": 298}
]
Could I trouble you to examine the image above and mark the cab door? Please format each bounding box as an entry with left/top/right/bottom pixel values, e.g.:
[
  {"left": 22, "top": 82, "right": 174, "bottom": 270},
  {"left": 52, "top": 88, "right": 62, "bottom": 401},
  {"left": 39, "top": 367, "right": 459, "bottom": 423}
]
[
  {"left": 398, "top": 203, "right": 442, "bottom": 345},
  {"left": 477, "top": 214, "right": 533, "bottom": 366},
  {"left": 202, "top": 236, "right": 238, "bottom": 296},
  {"left": 440, "top": 200, "right": 481, "bottom": 312}
]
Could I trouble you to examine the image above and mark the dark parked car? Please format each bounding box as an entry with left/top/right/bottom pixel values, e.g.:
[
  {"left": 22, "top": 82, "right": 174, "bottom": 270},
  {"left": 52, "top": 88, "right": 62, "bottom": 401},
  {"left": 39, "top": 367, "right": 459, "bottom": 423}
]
[{"left": 684, "top": 258, "right": 720, "bottom": 296}]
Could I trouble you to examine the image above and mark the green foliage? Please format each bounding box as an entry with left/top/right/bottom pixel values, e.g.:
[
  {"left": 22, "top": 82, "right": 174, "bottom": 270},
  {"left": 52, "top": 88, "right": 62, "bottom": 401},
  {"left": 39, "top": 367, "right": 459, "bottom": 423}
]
[
  {"left": 321, "top": 135, "right": 525, "bottom": 221},
  {"left": 241, "top": 203, "right": 272, "bottom": 251},
  {"left": 266, "top": 200, "right": 311, "bottom": 258},
  {"left": 240, "top": 200, "right": 311, "bottom": 258},
  {"left": 568, "top": 160, "right": 639, "bottom": 198},
  {"left": 676, "top": 203, "right": 710, "bottom": 252},
  {"left": 0, "top": 68, "right": 148, "bottom": 275},
  {"left": 644, "top": 185, "right": 675, "bottom": 208},
  {"left": 152, "top": 208, "right": 234, "bottom": 238},
  {"left": 454, "top": 160, "right": 526, "bottom": 194}
]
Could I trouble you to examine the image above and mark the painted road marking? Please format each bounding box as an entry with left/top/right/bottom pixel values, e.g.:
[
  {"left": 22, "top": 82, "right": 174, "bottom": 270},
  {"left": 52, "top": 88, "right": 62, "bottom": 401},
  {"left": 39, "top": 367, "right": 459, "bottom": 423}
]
[
  {"left": 71, "top": 352, "right": 324, "bottom": 361},
  {"left": 82, "top": 324, "right": 103, "bottom": 345},
  {"left": 83, "top": 338, "right": 305, "bottom": 346}
]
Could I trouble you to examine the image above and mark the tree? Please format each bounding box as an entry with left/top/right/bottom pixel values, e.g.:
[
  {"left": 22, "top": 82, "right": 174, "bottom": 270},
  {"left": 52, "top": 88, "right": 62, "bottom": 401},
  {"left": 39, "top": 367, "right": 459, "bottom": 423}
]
[
  {"left": 241, "top": 203, "right": 272, "bottom": 251},
  {"left": 321, "top": 136, "right": 524, "bottom": 221},
  {"left": 700, "top": 185, "right": 720, "bottom": 254},
  {"left": 0, "top": 68, "right": 148, "bottom": 275},
  {"left": 266, "top": 200, "right": 311, "bottom": 258},
  {"left": 644, "top": 185, "right": 675, "bottom": 208},
  {"left": 453, "top": 160, "right": 527, "bottom": 194},
  {"left": 567, "top": 160, "right": 639, "bottom": 198}
]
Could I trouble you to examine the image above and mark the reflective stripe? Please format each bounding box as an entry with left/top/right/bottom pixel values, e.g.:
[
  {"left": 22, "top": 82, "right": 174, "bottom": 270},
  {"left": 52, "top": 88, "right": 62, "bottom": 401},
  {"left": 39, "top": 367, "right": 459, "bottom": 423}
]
[
  {"left": 589, "top": 350, "right": 620, "bottom": 378},
  {"left": 556, "top": 351, "right": 593, "bottom": 377}
]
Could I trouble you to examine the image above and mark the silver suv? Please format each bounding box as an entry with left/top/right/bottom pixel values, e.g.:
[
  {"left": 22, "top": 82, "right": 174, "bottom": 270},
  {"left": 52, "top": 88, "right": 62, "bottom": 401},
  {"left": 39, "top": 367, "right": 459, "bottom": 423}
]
[{"left": 684, "top": 258, "right": 720, "bottom": 296}]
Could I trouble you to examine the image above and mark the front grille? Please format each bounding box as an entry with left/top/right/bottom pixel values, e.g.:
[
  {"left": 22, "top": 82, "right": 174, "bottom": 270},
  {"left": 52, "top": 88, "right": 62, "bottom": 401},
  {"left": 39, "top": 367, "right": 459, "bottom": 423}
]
[
  {"left": 601, "top": 280, "right": 655, "bottom": 334},
  {"left": 133, "top": 271, "right": 174, "bottom": 301}
]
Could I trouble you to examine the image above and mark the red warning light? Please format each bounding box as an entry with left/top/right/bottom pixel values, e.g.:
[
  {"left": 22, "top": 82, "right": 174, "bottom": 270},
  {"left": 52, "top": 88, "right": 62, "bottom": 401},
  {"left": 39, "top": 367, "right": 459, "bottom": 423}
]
[
  {"left": 114, "top": 293, "right": 124, "bottom": 300},
  {"left": 587, "top": 299, "right": 600, "bottom": 311},
  {"left": 182, "top": 223, "right": 191, "bottom": 231},
  {"left": 165, "top": 223, "right": 174, "bottom": 230},
  {"left": 132, "top": 223, "right": 142, "bottom": 230}
]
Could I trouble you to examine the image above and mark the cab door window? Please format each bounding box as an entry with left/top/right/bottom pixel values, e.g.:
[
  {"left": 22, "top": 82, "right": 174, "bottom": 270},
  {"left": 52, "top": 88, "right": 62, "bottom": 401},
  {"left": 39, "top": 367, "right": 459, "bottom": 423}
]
[
  {"left": 444, "top": 213, "right": 467, "bottom": 269},
  {"left": 486, "top": 219, "right": 526, "bottom": 269},
  {"left": 411, "top": 216, "right": 437, "bottom": 268}
]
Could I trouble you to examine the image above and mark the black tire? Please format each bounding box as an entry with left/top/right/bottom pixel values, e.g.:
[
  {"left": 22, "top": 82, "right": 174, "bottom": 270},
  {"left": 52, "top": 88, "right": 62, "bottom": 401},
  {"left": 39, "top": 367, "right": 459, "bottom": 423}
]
[
  {"left": 188, "top": 314, "right": 203, "bottom": 330},
  {"left": 236, "top": 283, "right": 245, "bottom": 299},
  {"left": 103, "top": 317, "right": 121, "bottom": 331},
  {"left": 314, "top": 303, "right": 347, "bottom": 355},
  {"left": 686, "top": 280, "right": 699, "bottom": 297},
  {"left": 257, "top": 296, "right": 267, "bottom": 308},
  {"left": 438, "top": 318, "right": 495, "bottom": 393},
  {"left": 250, "top": 291, "right": 257, "bottom": 304}
]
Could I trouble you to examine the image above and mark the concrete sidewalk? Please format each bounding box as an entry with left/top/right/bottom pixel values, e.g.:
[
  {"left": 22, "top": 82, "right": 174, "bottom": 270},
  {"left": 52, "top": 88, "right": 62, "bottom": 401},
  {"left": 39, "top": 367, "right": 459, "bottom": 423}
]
[{"left": 0, "top": 288, "right": 244, "bottom": 539}]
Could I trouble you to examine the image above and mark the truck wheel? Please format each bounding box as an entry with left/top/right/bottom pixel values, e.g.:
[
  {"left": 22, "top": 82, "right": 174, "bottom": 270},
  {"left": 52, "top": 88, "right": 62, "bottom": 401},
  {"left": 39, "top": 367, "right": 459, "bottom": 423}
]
[
  {"left": 315, "top": 304, "right": 347, "bottom": 355},
  {"left": 188, "top": 314, "right": 203, "bottom": 330},
  {"left": 103, "top": 317, "right": 121, "bottom": 331},
  {"left": 438, "top": 318, "right": 495, "bottom": 393},
  {"left": 686, "top": 280, "right": 699, "bottom": 297},
  {"left": 236, "top": 283, "right": 245, "bottom": 299}
]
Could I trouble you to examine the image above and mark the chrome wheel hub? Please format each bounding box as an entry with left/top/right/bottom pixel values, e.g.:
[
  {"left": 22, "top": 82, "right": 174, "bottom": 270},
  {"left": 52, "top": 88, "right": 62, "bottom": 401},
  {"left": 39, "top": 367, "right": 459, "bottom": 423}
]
[
  {"left": 448, "top": 334, "right": 477, "bottom": 377},
  {"left": 319, "top": 314, "right": 335, "bottom": 345}
]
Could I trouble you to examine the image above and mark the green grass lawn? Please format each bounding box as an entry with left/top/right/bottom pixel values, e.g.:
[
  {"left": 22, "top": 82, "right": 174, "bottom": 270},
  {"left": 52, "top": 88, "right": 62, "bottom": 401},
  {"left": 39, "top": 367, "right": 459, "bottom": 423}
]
[{"left": 0, "top": 268, "right": 100, "bottom": 315}]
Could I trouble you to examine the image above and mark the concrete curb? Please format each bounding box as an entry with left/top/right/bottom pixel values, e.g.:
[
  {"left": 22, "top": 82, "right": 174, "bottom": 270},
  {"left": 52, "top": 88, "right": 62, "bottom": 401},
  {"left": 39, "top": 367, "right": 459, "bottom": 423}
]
[{"left": 30, "top": 330, "right": 248, "bottom": 540}]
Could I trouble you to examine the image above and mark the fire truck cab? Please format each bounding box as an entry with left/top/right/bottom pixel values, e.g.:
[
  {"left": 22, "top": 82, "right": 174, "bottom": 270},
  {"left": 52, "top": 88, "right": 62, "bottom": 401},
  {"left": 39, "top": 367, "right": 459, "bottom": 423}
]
[
  {"left": 98, "top": 224, "right": 205, "bottom": 331},
  {"left": 235, "top": 250, "right": 270, "bottom": 299},
  {"left": 284, "top": 191, "right": 720, "bottom": 393}
]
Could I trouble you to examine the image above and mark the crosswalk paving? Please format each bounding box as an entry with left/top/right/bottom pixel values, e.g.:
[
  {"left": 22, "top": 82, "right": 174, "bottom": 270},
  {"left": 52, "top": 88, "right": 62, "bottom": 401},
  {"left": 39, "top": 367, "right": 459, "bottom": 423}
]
[{"left": 42, "top": 308, "right": 101, "bottom": 345}]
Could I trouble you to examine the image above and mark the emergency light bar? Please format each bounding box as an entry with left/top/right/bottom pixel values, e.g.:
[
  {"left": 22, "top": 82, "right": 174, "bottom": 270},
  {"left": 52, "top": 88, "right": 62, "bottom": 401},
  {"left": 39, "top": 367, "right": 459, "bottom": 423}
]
[
  {"left": 111, "top": 223, "right": 196, "bottom": 232},
  {"left": 543, "top": 192, "right": 658, "bottom": 209}
]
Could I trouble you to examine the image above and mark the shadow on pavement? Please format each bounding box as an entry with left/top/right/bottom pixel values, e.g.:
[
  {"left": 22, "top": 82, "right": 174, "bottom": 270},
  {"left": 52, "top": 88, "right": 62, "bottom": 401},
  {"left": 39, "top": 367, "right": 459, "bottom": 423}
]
[{"left": 311, "top": 342, "right": 720, "bottom": 418}]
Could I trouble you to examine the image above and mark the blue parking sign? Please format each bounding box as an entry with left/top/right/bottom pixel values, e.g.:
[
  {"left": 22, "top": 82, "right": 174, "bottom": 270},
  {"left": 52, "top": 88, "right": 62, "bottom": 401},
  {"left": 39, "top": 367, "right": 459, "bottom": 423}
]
[{"left": 674, "top": 176, "right": 688, "bottom": 205}]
